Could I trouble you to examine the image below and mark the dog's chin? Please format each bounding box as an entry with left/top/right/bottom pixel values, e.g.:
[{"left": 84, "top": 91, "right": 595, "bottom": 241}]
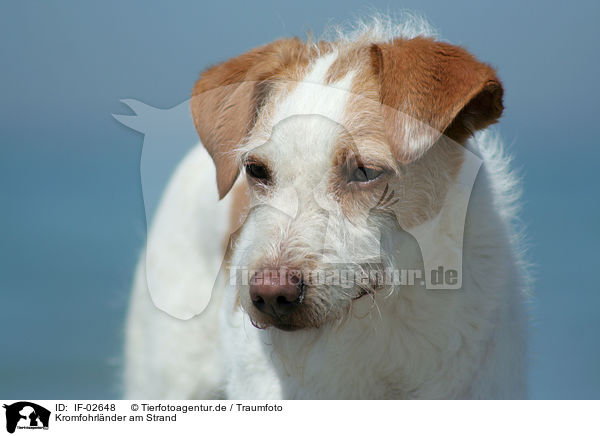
[
  {"left": 243, "top": 300, "right": 330, "bottom": 331},
  {"left": 246, "top": 311, "right": 317, "bottom": 331},
  {"left": 268, "top": 322, "right": 303, "bottom": 332}
]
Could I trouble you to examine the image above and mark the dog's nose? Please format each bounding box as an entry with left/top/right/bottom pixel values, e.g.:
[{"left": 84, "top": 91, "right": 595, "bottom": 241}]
[{"left": 249, "top": 269, "right": 304, "bottom": 317}]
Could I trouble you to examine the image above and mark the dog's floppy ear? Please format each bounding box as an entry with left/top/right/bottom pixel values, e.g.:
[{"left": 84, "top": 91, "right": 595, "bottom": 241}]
[
  {"left": 191, "top": 38, "right": 306, "bottom": 199},
  {"left": 370, "top": 37, "right": 503, "bottom": 163}
]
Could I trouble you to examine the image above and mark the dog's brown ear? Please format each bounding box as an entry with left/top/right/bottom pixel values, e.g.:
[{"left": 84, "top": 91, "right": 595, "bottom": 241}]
[
  {"left": 370, "top": 37, "right": 503, "bottom": 163},
  {"left": 191, "top": 38, "right": 307, "bottom": 199}
]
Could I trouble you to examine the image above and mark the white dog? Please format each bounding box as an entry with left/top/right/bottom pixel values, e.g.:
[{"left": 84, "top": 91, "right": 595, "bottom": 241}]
[{"left": 124, "top": 16, "right": 529, "bottom": 399}]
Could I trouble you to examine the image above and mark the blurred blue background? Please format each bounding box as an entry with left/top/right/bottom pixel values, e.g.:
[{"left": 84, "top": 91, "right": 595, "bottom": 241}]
[{"left": 1, "top": 0, "right": 598, "bottom": 399}]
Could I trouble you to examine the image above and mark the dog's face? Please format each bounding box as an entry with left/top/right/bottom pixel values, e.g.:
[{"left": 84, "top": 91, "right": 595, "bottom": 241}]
[{"left": 191, "top": 36, "right": 503, "bottom": 330}]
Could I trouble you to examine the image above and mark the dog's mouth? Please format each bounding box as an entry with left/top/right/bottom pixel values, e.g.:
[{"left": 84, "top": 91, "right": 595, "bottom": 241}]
[
  {"left": 245, "top": 284, "right": 377, "bottom": 331},
  {"left": 248, "top": 312, "right": 304, "bottom": 331},
  {"left": 352, "top": 286, "right": 373, "bottom": 301},
  {"left": 270, "top": 322, "right": 302, "bottom": 332}
]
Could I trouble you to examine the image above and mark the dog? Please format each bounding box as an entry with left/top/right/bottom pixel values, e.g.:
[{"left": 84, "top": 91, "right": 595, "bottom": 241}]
[{"left": 124, "top": 16, "right": 529, "bottom": 399}]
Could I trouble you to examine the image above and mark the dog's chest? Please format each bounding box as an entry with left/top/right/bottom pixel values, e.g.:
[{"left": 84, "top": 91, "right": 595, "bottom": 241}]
[{"left": 222, "top": 296, "right": 423, "bottom": 399}]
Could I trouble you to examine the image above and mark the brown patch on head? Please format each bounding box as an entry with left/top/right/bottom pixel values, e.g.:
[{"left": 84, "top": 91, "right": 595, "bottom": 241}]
[
  {"left": 369, "top": 36, "right": 503, "bottom": 162},
  {"left": 331, "top": 36, "right": 503, "bottom": 228},
  {"left": 325, "top": 45, "right": 368, "bottom": 84},
  {"left": 221, "top": 179, "right": 250, "bottom": 312},
  {"left": 329, "top": 44, "right": 389, "bottom": 167},
  {"left": 191, "top": 38, "right": 324, "bottom": 199},
  {"left": 249, "top": 42, "right": 334, "bottom": 141},
  {"left": 219, "top": 178, "right": 251, "bottom": 261},
  {"left": 228, "top": 179, "right": 250, "bottom": 239}
]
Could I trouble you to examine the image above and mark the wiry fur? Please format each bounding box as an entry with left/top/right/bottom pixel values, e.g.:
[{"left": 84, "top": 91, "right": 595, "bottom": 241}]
[{"left": 124, "top": 15, "right": 530, "bottom": 399}]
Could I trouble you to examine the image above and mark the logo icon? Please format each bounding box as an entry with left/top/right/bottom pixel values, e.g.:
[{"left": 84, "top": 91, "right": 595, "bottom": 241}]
[{"left": 3, "top": 402, "right": 50, "bottom": 433}]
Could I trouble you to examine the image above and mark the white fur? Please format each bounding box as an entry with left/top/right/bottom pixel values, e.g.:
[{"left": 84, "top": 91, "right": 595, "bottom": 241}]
[{"left": 124, "top": 16, "right": 529, "bottom": 399}]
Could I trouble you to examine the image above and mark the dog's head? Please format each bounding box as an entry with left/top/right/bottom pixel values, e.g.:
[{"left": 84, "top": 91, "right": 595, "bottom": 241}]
[{"left": 191, "top": 34, "right": 503, "bottom": 331}]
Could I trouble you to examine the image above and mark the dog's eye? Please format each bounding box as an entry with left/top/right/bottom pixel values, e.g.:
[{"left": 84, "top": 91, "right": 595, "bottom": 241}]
[
  {"left": 348, "top": 166, "right": 383, "bottom": 183},
  {"left": 245, "top": 163, "right": 270, "bottom": 183}
]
